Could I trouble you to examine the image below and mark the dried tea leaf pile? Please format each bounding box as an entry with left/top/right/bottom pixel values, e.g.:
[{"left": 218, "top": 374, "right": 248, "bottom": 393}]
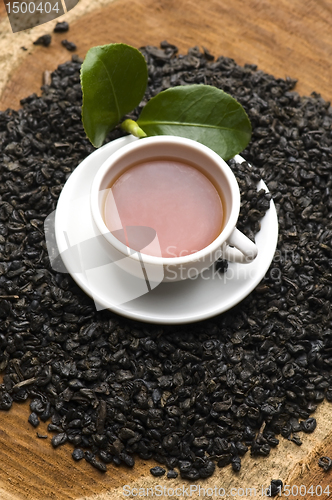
[{"left": 0, "top": 44, "right": 332, "bottom": 479}]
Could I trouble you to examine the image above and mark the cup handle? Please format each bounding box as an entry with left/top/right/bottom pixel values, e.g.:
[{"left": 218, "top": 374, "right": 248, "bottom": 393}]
[{"left": 222, "top": 228, "right": 258, "bottom": 264}]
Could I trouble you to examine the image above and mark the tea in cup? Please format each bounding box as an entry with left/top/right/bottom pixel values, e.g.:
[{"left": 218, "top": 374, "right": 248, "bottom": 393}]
[{"left": 90, "top": 136, "right": 258, "bottom": 282}]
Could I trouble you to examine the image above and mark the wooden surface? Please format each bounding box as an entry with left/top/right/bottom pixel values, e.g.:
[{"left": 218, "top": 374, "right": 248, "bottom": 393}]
[
  {"left": 0, "top": 0, "right": 332, "bottom": 109},
  {"left": 1, "top": 0, "right": 332, "bottom": 498},
  {"left": 2, "top": 398, "right": 332, "bottom": 500}
]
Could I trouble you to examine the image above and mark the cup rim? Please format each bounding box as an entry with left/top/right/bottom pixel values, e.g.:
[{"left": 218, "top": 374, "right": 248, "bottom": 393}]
[{"left": 90, "top": 135, "right": 241, "bottom": 265}]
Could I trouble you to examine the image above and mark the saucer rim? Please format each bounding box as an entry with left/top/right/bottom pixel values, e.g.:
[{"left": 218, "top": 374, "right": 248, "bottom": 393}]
[{"left": 55, "top": 136, "right": 278, "bottom": 324}]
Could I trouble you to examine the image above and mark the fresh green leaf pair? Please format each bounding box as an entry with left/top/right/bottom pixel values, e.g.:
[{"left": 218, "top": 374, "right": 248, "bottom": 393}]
[{"left": 81, "top": 43, "right": 251, "bottom": 160}]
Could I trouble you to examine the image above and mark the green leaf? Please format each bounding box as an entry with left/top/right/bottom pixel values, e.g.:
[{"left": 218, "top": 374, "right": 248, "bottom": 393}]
[
  {"left": 137, "top": 85, "right": 252, "bottom": 160},
  {"left": 81, "top": 43, "right": 148, "bottom": 148}
]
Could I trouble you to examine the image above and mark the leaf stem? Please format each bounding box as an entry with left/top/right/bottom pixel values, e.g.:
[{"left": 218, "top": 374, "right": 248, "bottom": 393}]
[{"left": 121, "top": 119, "right": 147, "bottom": 138}]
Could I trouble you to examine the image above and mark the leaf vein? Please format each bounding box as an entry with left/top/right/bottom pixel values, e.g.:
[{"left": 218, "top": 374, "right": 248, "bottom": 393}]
[
  {"left": 137, "top": 120, "right": 246, "bottom": 132},
  {"left": 176, "top": 94, "right": 207, "bottom": 120},
  {"left": 99, "top": 57, "right": 121, "bottom": 123}
]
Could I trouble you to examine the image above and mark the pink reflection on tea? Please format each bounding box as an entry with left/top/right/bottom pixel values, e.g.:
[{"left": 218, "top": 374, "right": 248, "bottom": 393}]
[{"left": 104, "top": 159, "right": 224, "bottom": 258}]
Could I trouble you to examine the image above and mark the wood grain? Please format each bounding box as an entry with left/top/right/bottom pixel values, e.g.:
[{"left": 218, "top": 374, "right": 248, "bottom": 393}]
[
  {"left": 0, "top": 0, "right": 332, "bottom": 110},
  {"left": 0, "top": 398, "right": 154, "bottom": 500},
  {"left": 2, "top": 398, "right": 332, "bottom": 500},
  {"left": 286, "top": 418, "right": 332, "bottom": 499},
  {"left": 1, "top": 0, "right": 332, "bottom": 498}
]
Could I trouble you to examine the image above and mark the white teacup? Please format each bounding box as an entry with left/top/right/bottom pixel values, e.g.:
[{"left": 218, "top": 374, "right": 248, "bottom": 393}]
[{"left": 90, "top": 136, "right": 258, "bottom": 283}]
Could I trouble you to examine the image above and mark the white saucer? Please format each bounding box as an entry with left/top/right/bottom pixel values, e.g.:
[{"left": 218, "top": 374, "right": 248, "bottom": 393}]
[{"left": 54, "top": 136, "right": 278, "bottom": 324}]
